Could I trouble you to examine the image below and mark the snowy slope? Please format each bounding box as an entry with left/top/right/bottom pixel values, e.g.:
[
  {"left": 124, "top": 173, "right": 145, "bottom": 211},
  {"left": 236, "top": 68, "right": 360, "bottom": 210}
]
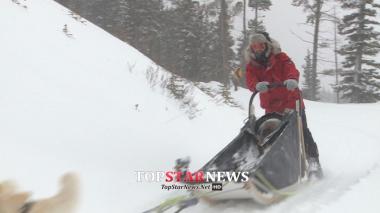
[
  {"left": 1, "top": 1, "right": 380, "bottom": 213},
  {"left": 186, "top": 101, "right": 380, "bottom": 213},
  {"left": 0, "top": 0, "right": 246, "bottom": 212}
]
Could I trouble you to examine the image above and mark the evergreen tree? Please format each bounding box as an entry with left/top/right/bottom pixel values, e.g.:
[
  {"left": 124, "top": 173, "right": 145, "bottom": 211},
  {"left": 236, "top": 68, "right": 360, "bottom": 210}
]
[
  {"left": 167, "top": 75, "right": 186, "bottom": 100},
  {"left": 236, "top": 0, "right": 271, "bottom": 82},
  {"left": 247, "top": 18, "right": 266, "bottom": 35},
  {"left": 115, "top": 0, "right": 131, "bottom": 38},
  {"left": 55, "top": 0, "right": 76, "bottom": 10},
  {"left": 219, "top": 84, "right": 240, "bottom": 107},
  {"left": 198, "top": 7, "right": 218, "bottom": 82},
  {"left": 157, "top": 2, "right": 211, "bottom": 82},
  {"left": 248, "top": 0, "right": 272, "bottom": 9},
  {"left": 55, "top": 0, "right": 235, "bottom": 87},
  {"left": 171, "top": 0, "right": 201, "bottom": 80},
  {"left": 213, "top": 0, "right": 235, "bottom": 84},
  {"left": 89, "top": 1, "right": 120, "bottom": 34},
  {"left": 247, "top": 0, "right": 271, "bottom": 35},
  {"left": 302, "top": 50, "right": 318, "bottom": 99},
  {"left": 337, "top": 0, "right": 380, "bottom": 103},
  {"left": 159, "top": 9, "right": 181, "bottom": 72},
  {"left": 122, "top": 0, "right": 163, "bottom": 60}
]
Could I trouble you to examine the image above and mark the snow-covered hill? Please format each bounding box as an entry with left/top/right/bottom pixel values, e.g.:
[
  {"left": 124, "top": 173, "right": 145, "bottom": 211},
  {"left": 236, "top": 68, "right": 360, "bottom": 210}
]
[
  {"left": 1, "top": 0, "right": 380, "bottom": 213},
  {"left": 0, "top": 0, "right": 246, "bottom": 212}
]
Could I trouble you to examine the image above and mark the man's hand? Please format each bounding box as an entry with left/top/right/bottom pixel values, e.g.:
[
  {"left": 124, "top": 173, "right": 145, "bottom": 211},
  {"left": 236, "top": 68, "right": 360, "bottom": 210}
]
[
  {"left": 283, "top": 108, "right": 293, "bottom": 114},
  {"left": 256, "top": 81, "right": 270, "bottom": 93},
  {"left": 284, "top": 79, "right": 298, "bottom": 91}
]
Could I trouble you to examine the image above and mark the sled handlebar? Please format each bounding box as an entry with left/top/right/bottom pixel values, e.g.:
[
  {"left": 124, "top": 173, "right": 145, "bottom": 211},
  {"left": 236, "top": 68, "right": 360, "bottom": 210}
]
[{"left": 248, "top": 82, "right": 285, "bottom": 118}]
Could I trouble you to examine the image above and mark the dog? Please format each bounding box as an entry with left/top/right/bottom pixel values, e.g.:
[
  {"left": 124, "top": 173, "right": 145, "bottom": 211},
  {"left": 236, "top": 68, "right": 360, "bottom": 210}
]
[{"left": 0, "top": 173, "right": 79, "bottom": 213}]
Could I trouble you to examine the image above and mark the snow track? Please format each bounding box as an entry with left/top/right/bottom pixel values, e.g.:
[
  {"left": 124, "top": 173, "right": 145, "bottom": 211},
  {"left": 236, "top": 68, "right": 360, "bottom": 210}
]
[{"left": 184, "top": 102, "right": 380, "bottom": 213}]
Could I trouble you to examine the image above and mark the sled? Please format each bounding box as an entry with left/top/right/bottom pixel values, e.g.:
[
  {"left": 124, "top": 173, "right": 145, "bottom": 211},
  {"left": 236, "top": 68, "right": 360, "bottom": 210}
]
[
  {"left": 193, "top": 109, "right": 307, "bottom": 205},
  {"left": 143, "top": 85, "right": 310, "bottom": 212}
]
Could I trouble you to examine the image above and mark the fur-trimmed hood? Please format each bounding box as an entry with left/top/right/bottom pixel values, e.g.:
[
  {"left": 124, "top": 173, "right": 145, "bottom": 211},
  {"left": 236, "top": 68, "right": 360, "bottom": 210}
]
[{"left": 244, "top": 33, "right": 282, "bottom": 64}]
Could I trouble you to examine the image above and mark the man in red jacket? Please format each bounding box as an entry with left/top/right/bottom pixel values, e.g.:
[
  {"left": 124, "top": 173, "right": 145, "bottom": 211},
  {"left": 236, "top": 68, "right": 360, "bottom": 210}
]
[{"left": 245, "top": 32, "right": 322, "bottom": 178}]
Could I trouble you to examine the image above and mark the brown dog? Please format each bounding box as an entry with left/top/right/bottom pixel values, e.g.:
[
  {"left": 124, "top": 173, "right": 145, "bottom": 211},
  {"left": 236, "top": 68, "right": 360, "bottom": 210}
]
[{"left": 0, "top": 173, "right": 79, "bottom": 213}]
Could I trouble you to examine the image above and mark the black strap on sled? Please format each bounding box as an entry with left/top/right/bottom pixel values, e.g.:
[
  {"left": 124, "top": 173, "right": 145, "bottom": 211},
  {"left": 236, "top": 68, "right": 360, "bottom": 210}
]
[{"left": 19, "top": 202, "right": 35, "bottom": 213}]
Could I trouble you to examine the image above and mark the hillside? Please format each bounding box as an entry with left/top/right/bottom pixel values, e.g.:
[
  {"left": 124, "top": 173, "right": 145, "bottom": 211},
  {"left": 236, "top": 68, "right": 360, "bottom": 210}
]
[{"left": 1, "top": 0, "right": 380, "bottom": 213}]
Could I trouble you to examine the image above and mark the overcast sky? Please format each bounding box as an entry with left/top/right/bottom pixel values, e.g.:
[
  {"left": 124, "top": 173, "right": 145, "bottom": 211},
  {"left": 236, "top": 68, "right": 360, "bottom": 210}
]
[{"left": 264, "top": 0, "right": 333, "bottom": 70}]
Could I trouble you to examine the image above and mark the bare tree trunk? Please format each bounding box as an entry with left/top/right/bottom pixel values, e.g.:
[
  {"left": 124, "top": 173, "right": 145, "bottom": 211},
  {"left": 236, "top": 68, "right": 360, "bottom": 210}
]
[
  {"left": 221, "top": 0, "right": 227, "bottom": 84},
  {"left": 255, "top": 6, "right": 258, "bottom": 32},
  {"left": 243, "top": 0, "right": 247, "bottom": 42},
  {"left": 353, "top": 0, "right": 366, "bottom": 102},
  {"left": 311, "top": 0, "right": 322, "bottom": 101},
  {"left": 333, "top": 7, "right": 339, "bottom": 103},
  {"left": 155, "top": 0, "right": 161, "bottom": 64}
]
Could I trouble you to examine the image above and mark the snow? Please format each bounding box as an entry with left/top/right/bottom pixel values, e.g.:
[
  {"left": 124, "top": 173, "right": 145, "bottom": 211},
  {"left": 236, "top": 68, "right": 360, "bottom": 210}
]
[
  {"left": 185, "top": 101, "right": 380, "bottom": 213},
  {"left": 1, "top": 0, "right": 380, "bottom": 213}
]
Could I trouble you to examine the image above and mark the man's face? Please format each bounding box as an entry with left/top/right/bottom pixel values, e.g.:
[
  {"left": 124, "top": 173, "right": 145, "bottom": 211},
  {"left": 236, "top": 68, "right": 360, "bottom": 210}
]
[
  {"left": 250, "top": 42, "right": 266, "bottom": 54},
  {"left": 250, "top": 42, "right": 269, "bottom": 64}
]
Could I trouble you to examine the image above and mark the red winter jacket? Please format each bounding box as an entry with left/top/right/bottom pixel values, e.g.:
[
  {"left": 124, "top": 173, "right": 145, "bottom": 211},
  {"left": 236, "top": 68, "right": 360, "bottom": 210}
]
[{"left": 246, "top": 52, "right": 304, "bottom": 114}]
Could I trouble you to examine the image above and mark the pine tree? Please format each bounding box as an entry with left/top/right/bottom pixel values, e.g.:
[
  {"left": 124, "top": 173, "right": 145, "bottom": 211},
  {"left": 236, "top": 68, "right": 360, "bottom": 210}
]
[
  {"left": 248, "top": 0, "right": 272, "bottom": 9},
  {"left": 213, "top": 0, "right": 235, "bottom": 84},
  {"left": 158, "top": 9, "right": 180, "bottom": 71},
  {"left": 302, "top": 50, "right": 317, "bottom": 99},
  {"left": 88, "top": 1, "right": 120, "bottom": 34},
  {"left": 198, "top": 7, "right": 218, "bottom": 82},
  {"left": 124, "top": 0, "right": 163, "bottom": 60},
  {"left": 219, "top": 84, "right": 240, "bottom": 107},
  {"left": 55, "top": 0, "right": 76, "bottom": 10},
  {"left": 236, "top": 0, "right": 271, "bottom": 83},
  {"left": 247, "top": 0, "right": 271, "bottom": 35},
  {"left": 337, "top": 0, "right": 380, "bottom": 103},
  {"left": 166, "top": 75, "right": 186, "bottom": 100},
  {"left": 171, "top": 0, "right": 202, "bottom": 80},
  {"left": 247, "top": 18, "right": 266, "bottom": 35},
  {"left": 115, "top": 0, "right": 131, "bottom": 38}
]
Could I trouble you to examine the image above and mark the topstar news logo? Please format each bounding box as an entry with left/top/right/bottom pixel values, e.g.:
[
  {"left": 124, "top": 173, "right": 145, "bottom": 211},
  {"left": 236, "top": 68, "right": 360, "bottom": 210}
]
[{"left": 136, "top": 171, "right": 249, "bottom": 183}]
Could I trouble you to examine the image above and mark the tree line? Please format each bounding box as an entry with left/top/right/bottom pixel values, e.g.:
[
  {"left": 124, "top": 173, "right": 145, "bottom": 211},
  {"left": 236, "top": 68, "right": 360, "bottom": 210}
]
[
  {"left": 56, "top": 0, "right": 237, "bottom": 85},
  {"left": 55, "top": 0, "right": 380, "bottom": 103},
  {"left": 294, "top": 0, "right": 380, "bottom": 103}
]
